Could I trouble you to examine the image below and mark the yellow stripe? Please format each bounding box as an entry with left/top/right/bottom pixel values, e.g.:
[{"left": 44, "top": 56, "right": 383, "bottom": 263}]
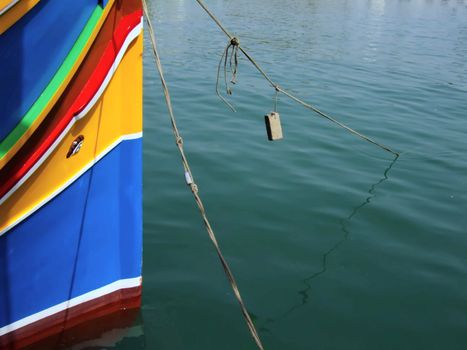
[
  {"left": 0, "top": 33, "right": 143, "bottom": 233},
  {"left": 0, "top": 0, "right": 15, "bottom": 8},
  {"left": 0, "top": 0, "right": 115, "bottom": 170},
  {"left": 0, "top": 0, "right": 39, "bottom": 34}
]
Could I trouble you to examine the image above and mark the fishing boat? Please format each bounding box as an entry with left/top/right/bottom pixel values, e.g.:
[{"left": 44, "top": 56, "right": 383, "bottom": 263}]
[{"left": 0, "top": 0, "right": 143, "bottom": 348}]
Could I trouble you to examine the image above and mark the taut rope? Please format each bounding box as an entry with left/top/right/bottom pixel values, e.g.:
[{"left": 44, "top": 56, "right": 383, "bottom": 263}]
[
  {"left": 195, "top": 0, "right": 400, "bottom": 157},
  {"left": 142, "top": 1, "right": 266, "bottom": 349}
]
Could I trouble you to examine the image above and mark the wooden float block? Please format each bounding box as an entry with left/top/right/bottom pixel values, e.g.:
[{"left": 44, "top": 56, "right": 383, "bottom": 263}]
[{"left": 265, "top": 112, "right": 283, "bottom": 141}]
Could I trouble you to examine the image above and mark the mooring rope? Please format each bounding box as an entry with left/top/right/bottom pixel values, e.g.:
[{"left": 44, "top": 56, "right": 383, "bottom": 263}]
[
  {"left": 142, "top": 1, "right": 265, "bottom": 349},
  {"left": 195, "top": 0, "right": 399, "bottom": 157}
]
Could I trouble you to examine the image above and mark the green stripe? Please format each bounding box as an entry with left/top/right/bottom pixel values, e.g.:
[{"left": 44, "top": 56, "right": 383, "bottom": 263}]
[{"left": 0, "top": 6, "right": 103, "bottom": 159}]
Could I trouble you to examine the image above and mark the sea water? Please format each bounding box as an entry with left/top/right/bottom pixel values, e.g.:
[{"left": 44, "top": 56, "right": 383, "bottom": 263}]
[{"left": 121, "top": 0, "right": 467, "bottom": 349}]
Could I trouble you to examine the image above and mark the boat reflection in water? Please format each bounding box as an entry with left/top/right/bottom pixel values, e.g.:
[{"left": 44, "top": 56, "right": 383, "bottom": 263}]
[{"left": 22, "top": 308, "right": 144, "bottom": 350}]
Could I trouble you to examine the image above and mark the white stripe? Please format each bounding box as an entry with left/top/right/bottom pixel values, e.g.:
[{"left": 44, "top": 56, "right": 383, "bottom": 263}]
[
  {"left": 0, "top": 277, "right": 142, "bottom": 337},
  {"left": 0, "top": 0, "right": 20, "bottom": 16},
  {"left": 0, "top": 121, "right": 74, "bottom": 207},
  {"left": 75, "top": 20, "right": 143, "bottom": 120},
  {"left": 0, "top": 132, "right": 142, "bottom": 237},
  {"left": 0, "top": 19, "right": 142, "bottom": 208}
]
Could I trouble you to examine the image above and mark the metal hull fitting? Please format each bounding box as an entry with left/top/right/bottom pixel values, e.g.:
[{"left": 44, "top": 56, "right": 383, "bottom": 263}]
[{"left": 0, "top": 0, "right": 143, "bottom": 348}]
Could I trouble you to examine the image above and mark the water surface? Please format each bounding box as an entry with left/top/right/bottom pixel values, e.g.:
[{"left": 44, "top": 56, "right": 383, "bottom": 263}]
[{"left": 122, "top": 0, "right": 466, "bottom": 349}]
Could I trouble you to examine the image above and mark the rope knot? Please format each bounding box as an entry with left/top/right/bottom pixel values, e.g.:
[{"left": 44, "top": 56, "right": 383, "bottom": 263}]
[
  {"left": 176, "top": 136, "right": 183, "bottom": 146},
  {"left": 274, "top": 84, "right": 280, "bottom": 92},
  {"left": 190, "top": 183, "right": 199, "bottom": 194},
  {"left": 230, "top": 37, "right": 240, "bottom": 46}
]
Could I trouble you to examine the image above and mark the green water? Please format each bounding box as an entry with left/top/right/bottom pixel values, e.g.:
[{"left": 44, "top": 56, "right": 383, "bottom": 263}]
[{"left": 127, "top": 0, "right": 465, "bottom": 349}]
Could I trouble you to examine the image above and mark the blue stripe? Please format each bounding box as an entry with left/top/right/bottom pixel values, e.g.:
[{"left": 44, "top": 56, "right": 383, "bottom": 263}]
[
  {"left": 0, "top": 138, "right": 142, "bottom": 328},
  {"left": 0, "top": 0, "right": 96, "bottom": 141}
]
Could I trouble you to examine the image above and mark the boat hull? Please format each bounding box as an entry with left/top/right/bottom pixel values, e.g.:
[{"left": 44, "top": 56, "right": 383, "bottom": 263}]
[{"left": 0, "top": 0, "right": 143, "bottom": 348}]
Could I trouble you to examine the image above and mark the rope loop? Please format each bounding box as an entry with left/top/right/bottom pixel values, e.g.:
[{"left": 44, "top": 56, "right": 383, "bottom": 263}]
[{"left": 215, "top": 36, "right": 241, "bottom": 111}]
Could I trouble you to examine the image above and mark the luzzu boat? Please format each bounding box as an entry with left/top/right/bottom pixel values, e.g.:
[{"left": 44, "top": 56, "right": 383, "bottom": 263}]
[{"left": 0, "top": 0, "right": 143, "bottom": 348}]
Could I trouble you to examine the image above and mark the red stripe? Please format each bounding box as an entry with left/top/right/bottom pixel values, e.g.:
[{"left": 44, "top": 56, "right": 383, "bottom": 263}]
[
  {"left": 0, "top": 286, "right": 141, "bottom": 350},
  {"left": 0, "top": 6, "right": 142, "bottom": 200}
]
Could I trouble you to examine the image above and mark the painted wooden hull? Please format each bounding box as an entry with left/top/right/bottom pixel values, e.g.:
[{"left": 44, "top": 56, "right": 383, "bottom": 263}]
[{"left": 0, "top": 0, "right": 143, "bottom": 348}]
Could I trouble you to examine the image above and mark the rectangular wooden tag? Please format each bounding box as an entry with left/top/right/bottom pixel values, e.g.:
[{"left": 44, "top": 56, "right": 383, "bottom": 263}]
[{"left": 265, "top": 112, "right": 283, "bottom": 141}]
